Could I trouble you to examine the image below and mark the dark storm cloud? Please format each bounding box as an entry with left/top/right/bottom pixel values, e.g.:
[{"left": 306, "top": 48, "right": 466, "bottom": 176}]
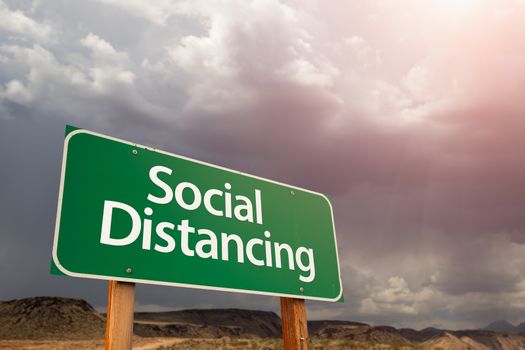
[{"left": 0, "top": 116, "right": 103, "bottom": 298}]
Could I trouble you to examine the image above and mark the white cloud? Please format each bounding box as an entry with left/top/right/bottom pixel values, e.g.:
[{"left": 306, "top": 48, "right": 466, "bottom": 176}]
[
  {"left": 80, "top": 33, "right": 135, "bottom": 92},
  {"left": 0, "top": 44, "right": 87, "bottom": 102},
  {"left": 0, "top": 0, "right": 55, "bottom": 43},
  {"left": 142, "top": 0, "right": 340, "bottom": 114},
  {"left": 347, "top": 232, "right": 525, "bottom": 328},
  {"left": 343, "top": 35, "right": 382, "bottom": 67},
  {"left": 0, "top": 33, "right": 135, "bottom": 98},
  {"left": 372, "top": 276, "right": 413, "bottom": 304},
  {"left": 278, "top": 58, "right": 338, "bottom": 87},
  {"left": 0, "top": 35, "right": 160, "bottom": 122},
  {"left": 359, "top": 276, "right": 441, "bottom": 316},
  {"left": 92, "top": 0, "right": 183, "bottom": 25},
  {"left": 133, "top": 303, "right": 183, "bottom": 313},
  {"left": 1, "top": 79, "right": 32, "bottom": 105},
  {"left": 80, "top": 33, "right": 127, "bottom": 63}
]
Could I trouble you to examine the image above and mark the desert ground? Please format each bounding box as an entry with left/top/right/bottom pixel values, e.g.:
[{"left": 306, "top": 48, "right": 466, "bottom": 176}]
[{"left": 0, "top": 337, "right": 423, "bottom": 350}]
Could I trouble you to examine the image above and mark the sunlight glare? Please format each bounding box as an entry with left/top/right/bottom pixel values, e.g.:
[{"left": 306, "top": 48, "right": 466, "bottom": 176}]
[{"left": 432, "top": 0, "right": 480, "bottom": 14}]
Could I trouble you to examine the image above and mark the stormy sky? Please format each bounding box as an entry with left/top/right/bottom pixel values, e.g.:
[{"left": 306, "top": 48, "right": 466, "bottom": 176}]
[{"left": 1, "top": 0, "right": 524, "bottom": 330}]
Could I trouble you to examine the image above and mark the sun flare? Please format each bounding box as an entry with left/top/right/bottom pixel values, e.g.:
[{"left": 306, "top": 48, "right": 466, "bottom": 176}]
[{"left": 432, "top": 0, "right": 480, "bottom": 14}]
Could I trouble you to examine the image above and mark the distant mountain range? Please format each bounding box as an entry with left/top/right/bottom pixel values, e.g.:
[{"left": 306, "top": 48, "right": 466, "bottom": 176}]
[
  {"left": 485, "top": 320, "right": 525, "bottom": 334},
  {"left": 1, "top": 297, "right": 525, "bottom": 350}
]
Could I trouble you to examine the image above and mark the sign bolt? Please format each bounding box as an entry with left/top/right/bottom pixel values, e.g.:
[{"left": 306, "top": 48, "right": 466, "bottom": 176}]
[
  {"left": 291, "top": 190, "right": 295, "bottom": 195},
  {"left": 132, "top": 149, "right": 138, "bottom": 155},
  {"left": 126, "top": 268, "right": 132, "bottom": 274},
  {"left": 299, "top": 287, "right": 304, "bottom": 292}
]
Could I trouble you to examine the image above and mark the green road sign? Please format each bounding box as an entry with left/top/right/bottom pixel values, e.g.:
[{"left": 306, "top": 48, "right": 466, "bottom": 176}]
[{"left": 52, "top": 126, "right": 343, "bottom": 301}]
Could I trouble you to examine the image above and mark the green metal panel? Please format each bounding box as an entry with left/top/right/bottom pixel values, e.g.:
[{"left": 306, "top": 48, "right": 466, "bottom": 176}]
[{"left": 52, "top": 127, "right": 342, "bottom": 301}]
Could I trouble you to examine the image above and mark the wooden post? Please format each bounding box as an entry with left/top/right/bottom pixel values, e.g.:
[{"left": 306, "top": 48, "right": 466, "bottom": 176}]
[
  {"left": 280, "top": 297, "right": 308, "bottom": 350},
  {"left": 105, "top": 280, "right": 136, "bottom": 350}
]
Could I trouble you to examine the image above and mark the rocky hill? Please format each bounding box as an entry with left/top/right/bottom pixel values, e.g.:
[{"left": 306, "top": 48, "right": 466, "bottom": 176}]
[
  {"left": 309, "top": 322, "right": 412, "bottom": 347},
  {"left": 398, "top": 327, "right": 442, "bottom": 342},
  {"left": 422, "top": 331, "right": 525, "bottom": 350},
  {"left": 0, "top": 297, "right": 105, "bottom": 339},
  {"left": 309, "top": 324, "right": 525, "bottom": 349},
  {"left": 423, "top": 332, "right": 486, "bottom": 350},
  {"left": 0, "top": 297, "right": 281, "bottom": 340},
  {"left": 134, "top": 308, "right": 281, "bottom": 338}
]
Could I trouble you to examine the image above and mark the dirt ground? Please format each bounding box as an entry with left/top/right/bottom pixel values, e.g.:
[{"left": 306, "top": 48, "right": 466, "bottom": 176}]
[
  {"left": 0, "top": 338, "right": 418, "bottom": 350},
  {"left": 0, "top": 337, "right": 186, "bottom": 350}
]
